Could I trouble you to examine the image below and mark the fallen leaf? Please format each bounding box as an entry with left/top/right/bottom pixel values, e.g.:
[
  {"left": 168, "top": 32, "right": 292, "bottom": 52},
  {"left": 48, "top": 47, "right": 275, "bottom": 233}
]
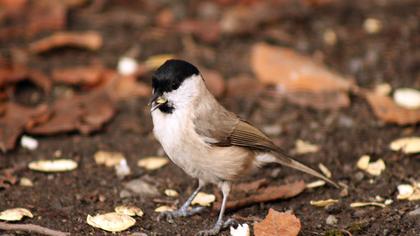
[
  {"left": 0, "top": 65, "right": 52, "bottom": 92},
  {"left": 230, "top": 223, "right": 250, "bottom": 236},
  {"left": 154, "top": 205, "right": 175, "bottom": 213},
  {"left": 254, "top": 208, "right": 301, "bottom": 236},
  {"left": 104, "top": 73, "right": 151, "bottom": 101},
  {"left": 356, "top": 155, "right": 385, "bottom": 176},
  {"left": 137, "top": 157, "right": 169, "bottom": 170},
  {"left": 192, "top": 192, "right": 216, "bottom": 207},
  {"left": 114, "top": 205, "right": 143, "bottom": 217},
  {"left": 0, "top": 102, "right": 49, "bottom": 152},
  {"left": 28, "top": 159, "right": 78, "bottom": 172},
  {"left": 0, "top": 208, "right": 33, "bottom": 221},
  {"left": 350, "top": 202, "right": 386, "bottom": 208},
  {"left": 0, "top": 0, "right": 66, "bottom": 40},
  {"left": 52, "top": 66, "right": 104, "bottom": 87},
  {"left": 226, "top": 75, "right": 264, "bottom": 98},
  {"left": 393, "top": 88, "right": 420, "bottom": 109},
  {"left": 389, "top": 137, "right": 420, "bottom": 154},
  {"left": 306, "top": 180, "right": 326, "bottom": 189},
  {"left": 201, "top": 68, "right": 225, "bottom": 97},
  {"left": 28, "top": 89, "right": 115, "bottom": 135},
  {"left": 318, "top": 163, "right": 332, "bottom": 178},
  {"left": 29, "top": 31, "right": 103, "bottom": 53},
  {"left": 164, "top": 189, "right": 179, "bottom": 197},
  {"left": 364, "top": 91, "right": 420, "bottom": 125},
  {"left": 94, "top": 151, "right": 125, "bottom": 167},
  {"left": 87, "top": 213, "right": 135, "bottom": 232},
  {"left": 177, "top": 20, "right": 220, "bottom": 43},
  {"left": 293, "top": 139, "right": 319, "bottom": 154},
  {"left": 310, "top": 199, "right": 338, "bottom": 207},
  {"left": 213, "top": 181, "right": 305, "bottom": 211},
  {"left": 251, "top": 43, "right": 353, "bottom": 109},
  {"left": 144, "top": 54, "right": 174, "bottom": 70}
]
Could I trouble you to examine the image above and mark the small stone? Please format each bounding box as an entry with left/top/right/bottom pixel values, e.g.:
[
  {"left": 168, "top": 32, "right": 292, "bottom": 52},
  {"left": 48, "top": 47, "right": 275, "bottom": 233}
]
[
  {"left": 326, "top": 215, "right": 338, "bottom": 225},
  {"left": 115, "top": 159, "right": 131, "bottom": 179},
  {"left": 19, "top": 177, "right": 33, "bottom": 187},
  {"left": 20, "top": 135, "right": 38, "bottom": 150},
  {"left": 123, "top": 177, "right": 160, "bottom": 197}
]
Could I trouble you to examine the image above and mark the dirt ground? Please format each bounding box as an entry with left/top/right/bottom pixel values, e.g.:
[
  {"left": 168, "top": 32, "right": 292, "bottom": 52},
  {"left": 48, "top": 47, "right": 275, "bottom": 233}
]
[{"left": 1, "top": 0, "right": 420, "bottom": 235}]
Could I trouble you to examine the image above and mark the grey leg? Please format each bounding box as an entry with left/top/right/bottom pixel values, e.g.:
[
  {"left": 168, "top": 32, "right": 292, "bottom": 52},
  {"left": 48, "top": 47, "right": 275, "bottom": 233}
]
[
  {"left": 196, "top": 182, "right": 235, "bottom": 236},
  {"left": 158, "top": 180, "right": 205, "bottom": 223}
]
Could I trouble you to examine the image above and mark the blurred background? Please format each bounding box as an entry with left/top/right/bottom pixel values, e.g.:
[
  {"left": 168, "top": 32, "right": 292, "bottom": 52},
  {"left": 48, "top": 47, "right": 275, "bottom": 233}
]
[{"left": 0, "top": 0, "right": 419, "bottom": 235}]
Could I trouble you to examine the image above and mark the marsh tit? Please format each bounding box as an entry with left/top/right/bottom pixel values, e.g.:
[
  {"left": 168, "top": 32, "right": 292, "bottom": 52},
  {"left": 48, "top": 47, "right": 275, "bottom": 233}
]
[{"left": 150, "top": 59, "right": 338, "bottom": 235}]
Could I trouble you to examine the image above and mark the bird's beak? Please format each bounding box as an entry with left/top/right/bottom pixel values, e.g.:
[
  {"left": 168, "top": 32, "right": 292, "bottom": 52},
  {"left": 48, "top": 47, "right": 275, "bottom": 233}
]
[{"left": 149, "top": 93, "right": 167, "bottom": 112}]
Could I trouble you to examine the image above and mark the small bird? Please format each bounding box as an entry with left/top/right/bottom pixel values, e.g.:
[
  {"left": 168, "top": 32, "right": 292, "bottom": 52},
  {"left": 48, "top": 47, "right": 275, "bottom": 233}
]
[{"left": 150, "top": 59, "right": 338, "bottom": 235}]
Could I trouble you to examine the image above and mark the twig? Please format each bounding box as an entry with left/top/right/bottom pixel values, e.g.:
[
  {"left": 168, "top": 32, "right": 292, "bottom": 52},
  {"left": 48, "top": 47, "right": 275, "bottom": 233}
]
[{"left": 0, "top": 222, "right": 70, "bottom": 236}]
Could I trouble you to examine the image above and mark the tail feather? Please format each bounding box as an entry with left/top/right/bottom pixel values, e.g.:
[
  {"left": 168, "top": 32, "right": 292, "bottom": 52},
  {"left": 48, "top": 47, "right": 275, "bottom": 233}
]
[{"left": 271, "top": 148, "right": 340, "bottom": 188}]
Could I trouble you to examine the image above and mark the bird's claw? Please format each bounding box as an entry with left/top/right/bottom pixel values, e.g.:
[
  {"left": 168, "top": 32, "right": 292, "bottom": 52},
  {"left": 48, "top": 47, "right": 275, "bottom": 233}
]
[
  {"left": 157, "top": 206, "right": 205, "bottom": 223},
  {"left": 195, "top": 218, "right": 237, "bottom": 236}
]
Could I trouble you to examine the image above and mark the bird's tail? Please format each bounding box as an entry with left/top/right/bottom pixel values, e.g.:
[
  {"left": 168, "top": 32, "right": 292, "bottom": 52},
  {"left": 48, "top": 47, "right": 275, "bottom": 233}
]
[{"left": 268, "top": 147, "right": 340, "bottom": 188}]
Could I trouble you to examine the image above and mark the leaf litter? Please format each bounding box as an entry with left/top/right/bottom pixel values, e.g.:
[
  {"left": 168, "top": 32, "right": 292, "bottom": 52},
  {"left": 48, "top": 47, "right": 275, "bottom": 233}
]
[{"left": 253, "top": 208, "right": 301, "bottom": 236}]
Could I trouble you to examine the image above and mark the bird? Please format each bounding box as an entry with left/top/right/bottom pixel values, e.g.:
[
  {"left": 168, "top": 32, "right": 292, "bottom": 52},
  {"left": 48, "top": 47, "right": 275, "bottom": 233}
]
[{"left": 149, "top": 59, "right": 339, "bottom": 235}]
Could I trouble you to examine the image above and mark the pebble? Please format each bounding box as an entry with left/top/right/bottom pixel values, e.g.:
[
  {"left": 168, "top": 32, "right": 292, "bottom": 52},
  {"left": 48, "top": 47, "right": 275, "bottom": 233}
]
[
  {"left": 408, "top": 207, "right": 420, "bottom": 216},
  {"left": 123, "top": 177, "right": 160, "bottom": 197},
  {"left": 326, "top": 215, "right": 338, "bottom": 225}
]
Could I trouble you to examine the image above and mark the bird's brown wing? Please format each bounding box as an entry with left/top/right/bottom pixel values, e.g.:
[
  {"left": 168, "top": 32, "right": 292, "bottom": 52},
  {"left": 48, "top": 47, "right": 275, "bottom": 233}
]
[{"left": 194, "top": 108, "right": 339, "bottom": 188}]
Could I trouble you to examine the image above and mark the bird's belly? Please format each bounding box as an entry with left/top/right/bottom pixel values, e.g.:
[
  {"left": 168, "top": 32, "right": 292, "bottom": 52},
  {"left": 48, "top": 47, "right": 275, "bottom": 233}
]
[{"left": 152, "top": 110, "right": 255, "bottom": 183}]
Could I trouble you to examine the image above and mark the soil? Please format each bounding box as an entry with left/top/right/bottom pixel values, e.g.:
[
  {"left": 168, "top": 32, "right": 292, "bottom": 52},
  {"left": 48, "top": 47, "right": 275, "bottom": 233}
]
[{"left": 1, "top": 0, "right": 419, "bottom": 236}]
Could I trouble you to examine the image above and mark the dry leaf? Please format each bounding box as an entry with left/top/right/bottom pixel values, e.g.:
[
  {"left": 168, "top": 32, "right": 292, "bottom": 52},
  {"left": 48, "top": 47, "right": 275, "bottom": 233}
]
[
  {"left": 393, "top": 88, "right": 420, "bottom": 109},
  {"left": 251, "top": 43, "right": 352, "bottom": 109},
  {"left": 364, "top": 91, "right": 420, "bottom": 125},
  {"left": 318, "top": 163, "right": 332, "bottom": 178},
  {"left": 0, "top": 102, "right": 49, "bottom": 152},
  {"left": 145, "top": 54, "right": 174, "bottom": 70},
  {"left": 29, "top": 31, "right": 103, "bottom": 53},
  {"left": 226, "top": 75, "right": 264, "bottom": 98},
  {"left": 28, "top": 159, "right": 78, "bottom": 172},
  {"left": 164, "top": 189, "right": 179, "bottom": 197},
  {"left": 310, "top": 199, "right": 338, "bottom": 207},
  {"left": 350, "top": 202, "right": 386, "bottom": 208},
  {"left": 213, "top": 181, "right": 305, "bottom": 211},
  {"left": 389, "top": 137, "right": 420, "bottom": 154},
  {"left": 192, "top": 192, "right": 216, "bottom": 207},
  {"left": 230, "top": 223, "right": 250, "bottom": 236},
  {"left": 114, "top": 205, "right": 144, "bottom": 217},
  {"left": 201, "top": 68, "right": 225, "bottom": 97},
  {"left": 94, "top": 151, "right": 125, "bottom": 167},
  {"left": 0, "top": 208, "right": 33, "bottom": 221},
  {"left": 306, "top": 180, "right": 326, "bottom": 189},
  {"left": 52, "top": 66, "right": 104, "bottom": 87},
  {"left": 177, "top": 20, "right": 220, "bottom": 43},
  {"left": 154, "top": 205, "right": 175, "bottom": 213},
  {"left": 137, "top": 157, "right": 169, "bottom": 170},
  {"left": 86, "top": 213, "right": 135, "bottom": 232},
  {"left": 254, "top": 208, "right": 301, "bottom": 236},
  {"left": 293, "top": 139, "right": 319, "bottom": 154},
  {"left": 0, "top": 65, "right": 52, "bottom": 92}
]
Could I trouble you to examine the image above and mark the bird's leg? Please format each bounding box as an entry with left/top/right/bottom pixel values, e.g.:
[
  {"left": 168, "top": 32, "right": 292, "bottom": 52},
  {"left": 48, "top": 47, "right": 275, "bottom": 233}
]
[
  {"left": 158, "top": 180, "right": 205, "bottom": 223},
  {"left": 196, "top": 182, "right": 235, "bottom": 236}
]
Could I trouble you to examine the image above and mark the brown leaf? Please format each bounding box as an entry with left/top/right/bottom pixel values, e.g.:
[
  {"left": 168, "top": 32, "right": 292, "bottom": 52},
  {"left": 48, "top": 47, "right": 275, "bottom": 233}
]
[
  {"left": 102, "top": 71, "right": 151, "bottom": 101},
  {"left": 254, "top": 209, "right": 301, "bottom": 236},
  {"left": 0, "top": 0, "right": 66, "bottom": 40},
  {"left": 28, "top": 89, "right": 115, "bottom": 135},
  {"left": 0, "top": 102, "right": 49, "bottom": 152},
  {"left": 213, "top": 180, "right": 305, "bottom": 211},
  {"left": 0, "top": 65, "right": 52, "bottom": 92},
  {"left": 251, "top": 43, "right": 353, "bottom": 109},
  {"left": 177, "top": 20, "right": 220, "bottom": 43},
  {"left": 52, "top": 66, "right": 105, "bottom": 87},
  {"left": 364, "top": 91, "right": 420, "bottom": 125},
  {"left": 201, "top": 69, "right": 225, "bottom": 97},
  {"left": 226, "top": 75, "right": 264, "bottom": 98},
  {"left": 29, "top": 31, "right": 103, "bottom": 53}
]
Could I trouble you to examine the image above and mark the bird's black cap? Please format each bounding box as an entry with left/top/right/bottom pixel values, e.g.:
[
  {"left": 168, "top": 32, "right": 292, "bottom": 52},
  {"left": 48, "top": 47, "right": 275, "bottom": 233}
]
[{"left": 152, "top": 59, "right": 199, "bottom": 93}]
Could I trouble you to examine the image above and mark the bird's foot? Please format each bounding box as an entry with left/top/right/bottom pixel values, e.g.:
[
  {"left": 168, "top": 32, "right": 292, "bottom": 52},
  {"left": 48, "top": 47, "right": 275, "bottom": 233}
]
[
  {"left": 157, "top": 206, "right": 205, "bottom": 223},
  {"left": 195, "top": 218, "right": 237, "bottom": 236}
]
